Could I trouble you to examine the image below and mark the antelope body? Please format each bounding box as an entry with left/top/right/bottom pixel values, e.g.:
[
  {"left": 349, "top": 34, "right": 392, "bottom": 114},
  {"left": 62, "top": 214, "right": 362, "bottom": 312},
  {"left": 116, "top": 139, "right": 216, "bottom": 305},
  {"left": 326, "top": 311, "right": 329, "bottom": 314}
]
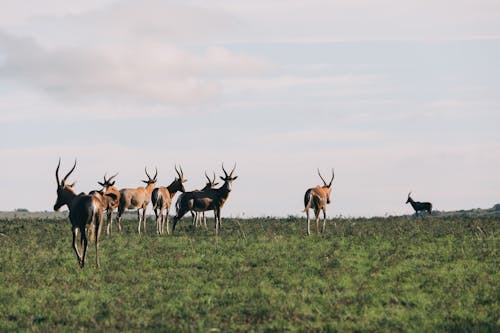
[
  {"left": 53, "top": 159, "right": 107, "bottom": 268},
  {"left": 190, "top": 171, "right": 219, "bottom": 228},
  {"left": 97, "top": 173, "right": 120, "bottom": 235},
  {"left": 117, "top": 168, "right": 158, "bottom": 234},
  {"left": 406, "top": 192, "right": 432, "bottom": 216},
  {"left": 304, "top": 169, "right": 335, "bottom": 235},
  {"left": 151, "top": 166, "right": 187, "bottom": 235},
  {"left": 173, "top": 164, "right": 237, "bottom": 235}
]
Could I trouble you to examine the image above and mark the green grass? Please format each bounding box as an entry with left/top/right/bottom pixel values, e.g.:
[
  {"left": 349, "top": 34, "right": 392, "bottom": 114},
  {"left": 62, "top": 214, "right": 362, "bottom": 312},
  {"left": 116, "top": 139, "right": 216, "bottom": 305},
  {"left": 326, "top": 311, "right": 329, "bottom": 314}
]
[{"left": 0, "top": 215, "right": 499, "bottom": 332}]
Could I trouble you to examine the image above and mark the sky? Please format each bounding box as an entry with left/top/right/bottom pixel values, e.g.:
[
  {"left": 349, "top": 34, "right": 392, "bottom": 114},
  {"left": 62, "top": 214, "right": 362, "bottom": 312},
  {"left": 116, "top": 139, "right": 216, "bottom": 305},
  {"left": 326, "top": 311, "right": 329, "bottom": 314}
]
[{"left": 0, "top": 0, "right": 499, "bottom": 217}]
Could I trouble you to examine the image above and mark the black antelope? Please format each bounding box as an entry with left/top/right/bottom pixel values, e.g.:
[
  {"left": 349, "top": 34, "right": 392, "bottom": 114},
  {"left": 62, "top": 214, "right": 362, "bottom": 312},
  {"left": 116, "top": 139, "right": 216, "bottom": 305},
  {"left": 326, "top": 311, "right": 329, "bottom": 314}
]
[
  {"left": 97, "top": 173, "right": 120, "bottom": 235},
  {"left": 53, "top": 159, "right": 110, "bottom": 268},
  {"left": 172, "top": 164, "right": 237, "bottom": 235},
  {"left": 303, "top": 169, "right": 335, "bottom": 235},
  {"left": 406, "top": 192, "right": 432, "bottom": 216},
  {"left": 117, "top": 168, "right": 158, "bottom": 234},
  {"left": 191, "top": 171, "right": 219, "bottom": 228},
  {"left": 151, "top": 165, "right": 187, "bottom": 235}
]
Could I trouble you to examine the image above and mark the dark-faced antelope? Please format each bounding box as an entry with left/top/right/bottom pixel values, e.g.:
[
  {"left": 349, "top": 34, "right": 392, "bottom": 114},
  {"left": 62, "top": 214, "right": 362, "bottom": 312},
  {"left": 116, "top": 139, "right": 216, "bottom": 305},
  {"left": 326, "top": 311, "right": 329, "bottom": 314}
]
[
  {"left": 97, "top": 173, "right": 120, "bottom": 235},
  {"left": 172, "top": 164, "right": 237, "bottom": 235},
  {"left": 117, "top": 168, "right": 158, "bottom": 234},
  {"left": 151, "top": 165, "right": 187, "bottom": 235},
  {"left": 304, "top": 169, "right": 335, "bottom": 235},
  {"left": 191, "top": 171, "right": 219, "bottom": 228},
  {"left": 53, "top": 159, "right": 108, "bottom": 268},
  {"left": 406, "top": 192, "right": 432, "bottom": 216}
]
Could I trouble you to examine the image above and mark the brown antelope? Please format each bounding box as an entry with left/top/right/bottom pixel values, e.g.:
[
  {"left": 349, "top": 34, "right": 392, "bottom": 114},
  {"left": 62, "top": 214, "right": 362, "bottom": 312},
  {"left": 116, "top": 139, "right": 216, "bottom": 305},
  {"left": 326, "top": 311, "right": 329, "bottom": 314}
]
[
  {"left": 191, "top": 171, "right": 219, "bottom": 228},
  {"left": 151, "top": 165, "right": 187, "bottom": 235},
  {"left": 406, "top": 191, "right": 432, "bottom": 216},
  {"left": 97, "top": 173, "right": 120, "bottom": 235},
  {"left": 53, "top": 159, "right": 109, "bottom": 268},
  {"left": 172, "top": 164, "right": 237, "bottom": 235},
  {"left": 303, "top": 169, "right": 335, "bottom": 235},
  {"left": 117, "top": 167, "right": 158, "bottom": 234}
]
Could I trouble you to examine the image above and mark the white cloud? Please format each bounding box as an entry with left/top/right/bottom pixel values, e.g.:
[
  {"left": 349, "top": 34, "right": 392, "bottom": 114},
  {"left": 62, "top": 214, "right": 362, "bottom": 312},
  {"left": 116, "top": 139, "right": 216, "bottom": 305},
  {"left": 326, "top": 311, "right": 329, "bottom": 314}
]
[{"left": 0, "top": 30, "right": 274, "bottom": 114}]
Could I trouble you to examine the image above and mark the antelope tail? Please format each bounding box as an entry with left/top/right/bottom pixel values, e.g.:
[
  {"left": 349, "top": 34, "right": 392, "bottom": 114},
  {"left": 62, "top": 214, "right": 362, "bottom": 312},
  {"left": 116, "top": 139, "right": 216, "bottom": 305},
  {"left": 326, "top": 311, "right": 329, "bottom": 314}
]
[{"left": 303, "top": 189, "right": 313, "bottom": 212}]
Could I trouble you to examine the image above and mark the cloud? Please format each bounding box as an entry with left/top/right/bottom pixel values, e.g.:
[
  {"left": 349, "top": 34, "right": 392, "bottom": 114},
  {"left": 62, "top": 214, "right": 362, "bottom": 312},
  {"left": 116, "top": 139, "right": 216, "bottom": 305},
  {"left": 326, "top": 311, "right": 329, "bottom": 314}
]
[{"left": 0, "top": 30, "right": 274, "bottom": 115}]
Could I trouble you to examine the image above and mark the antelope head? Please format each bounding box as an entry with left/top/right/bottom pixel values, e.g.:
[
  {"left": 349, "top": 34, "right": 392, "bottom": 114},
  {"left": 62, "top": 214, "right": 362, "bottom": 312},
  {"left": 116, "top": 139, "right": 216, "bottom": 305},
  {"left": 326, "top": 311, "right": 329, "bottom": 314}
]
[
  {"left": 406, "top": 191, "right": 412, "bottom": 204},
  {"left": 204, "top": 171, "right": 219, "bottom": 189},
  {"left": 318, "top": 168, "right": 335, "bottom": 204},
  {"left": 142, "top": 167, "right": 158, "bottom": 186},
  {"left": 173, "top": 165, "right": 188, "bottom": 193},
  {"left": 54, "top": 158, "right": 77, "bottom": 211},
  {"left": 220, "top": 163, "right": 238, "bottom": 191},
  {"left": 98, "top": 172, "right": 118, "bottom": 190}
]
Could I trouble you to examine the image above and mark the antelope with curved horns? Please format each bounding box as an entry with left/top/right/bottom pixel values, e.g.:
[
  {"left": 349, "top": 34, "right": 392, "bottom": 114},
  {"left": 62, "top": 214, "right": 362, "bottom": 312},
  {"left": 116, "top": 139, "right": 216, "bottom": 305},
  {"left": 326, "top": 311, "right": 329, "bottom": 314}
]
[
  {"left": 406, "top": 191, "right": 432, "bottom": 216},
  {"left": 53, "top": 159, "right": 108, "bottom": 268},
  {"left": 151, "top": 165, "right": 187, "bottom": 235},
  {"left": 97, "top": 173, "right": 120, "bottom": 235},
  {"left": 173, "top": 164, "right": 237, "bottom": 235},
  {"left": 117, "top": 167, "right": 158, "bottom": 234},
  {"left": 303, "top": 168, "right": 335, "bottom": 235},
  {"left": 190, "top": 171, "right": 219, "bottom": 228}
]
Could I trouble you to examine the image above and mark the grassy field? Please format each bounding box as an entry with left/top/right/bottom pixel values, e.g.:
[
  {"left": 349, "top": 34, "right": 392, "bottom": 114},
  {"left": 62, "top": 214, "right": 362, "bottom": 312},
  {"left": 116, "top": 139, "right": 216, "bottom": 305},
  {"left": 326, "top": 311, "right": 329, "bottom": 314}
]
[{"left": 0, "top": 214, "right": 498, "bottom": 332}]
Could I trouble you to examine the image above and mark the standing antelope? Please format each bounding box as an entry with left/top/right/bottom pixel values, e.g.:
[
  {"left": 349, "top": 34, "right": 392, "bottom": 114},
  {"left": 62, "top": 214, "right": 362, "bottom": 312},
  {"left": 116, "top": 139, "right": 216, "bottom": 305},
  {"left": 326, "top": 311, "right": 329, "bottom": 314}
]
[
  {"left": 151, "top": 165, "right": 187, "bottom": 235},
  {"left": 172, "top": 164, "right": 237, "bottom": 235},
  {"left": 191, "top": 171, "right": 219, "bottom": 228},
  {"left": 97, "top": 173, "right": 120, "bottom": 235},
  {"left": 117, "top": 168, "right": 158, "bottom": 234},
  {"left": 304, "top": 169, "right": 335, "bottom": 235},
  {"left": 53, "top": 159, "right": 108, "bottom": 268},
  {"left": 406, "top": 192, "right": 432, "bottom": 216}
]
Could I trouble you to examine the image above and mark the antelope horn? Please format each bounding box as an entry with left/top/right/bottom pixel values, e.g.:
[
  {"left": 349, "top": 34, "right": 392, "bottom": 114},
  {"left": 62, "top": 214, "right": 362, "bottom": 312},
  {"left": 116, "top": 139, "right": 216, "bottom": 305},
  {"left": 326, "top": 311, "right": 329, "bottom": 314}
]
[
  {"left": 62, "top": 159, "right": 77, "bottom": 184},
  {"left": 329, "top": 168, "right": 335, "bottom": 187},
  {"left": 230, "top": 163, "right": 236, "bottom": 177},
  {"left": 108, "top": 172, "right": 118, "bottom": 183},
  {"left": 145, "top": 167, "right": 151, "bottom": 180},
  {"left": 212, "top": 171, "right": 216, "bottom": 183},
  {"left": 222, "top": 163, "right": 228, "bottom": 177},
  {"left": 153, "top": 167, "right": 158, "bottom": 181},
  {"left": 205, "top": 171, "right": 210, "bottom": 183},
  {"left": 55, "top": 158, "right": 61, "bottom": 185},
  {"left": 317, "top": 168, "right": 327, "bottom": 186}
]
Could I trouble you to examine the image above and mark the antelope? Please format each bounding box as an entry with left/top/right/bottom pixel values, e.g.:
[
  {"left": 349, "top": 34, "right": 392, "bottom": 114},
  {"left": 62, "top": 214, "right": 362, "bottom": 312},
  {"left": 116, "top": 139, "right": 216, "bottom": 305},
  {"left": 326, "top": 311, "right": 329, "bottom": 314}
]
[
  {"left": 97, "top": 173, "right": 120, "bottom": 235},
  {"left": 406, "top": 192, "right": 432, "bottom": 216},
  {"left": 151, "top": 165, "right": 187, "bottom": 235},
  {"left": 303, "top": 169, "right": 335, "bottom": 235},
  {"left": 53, "top": 159, "right": 109, "bottom": 268},
  {"left": 191, "top": 171, "right": 219, "bottom": 228},
  {"left": 117, "top": 168, "right": 158, "bottom": 234},
  {"left": 172, "top": 164, "right": 237, "bottom": 235}
]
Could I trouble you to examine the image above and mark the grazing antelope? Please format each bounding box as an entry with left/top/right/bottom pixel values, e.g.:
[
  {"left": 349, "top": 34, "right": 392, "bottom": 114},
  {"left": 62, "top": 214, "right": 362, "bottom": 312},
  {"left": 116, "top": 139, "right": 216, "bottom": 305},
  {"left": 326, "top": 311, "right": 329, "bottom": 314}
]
[
  {"left": 303, "top": 169, "right": 335, "bottom": 235},
  {"left": 151, "top": 165, "right": 187, "bottom": 235},
  {"left": 172, "top": 164, "right": 238, "bottom": 235},
  {"left": 191, "top": 171, "right": 219, "bottom": 228},
  {"left": 97, "top": 173, "right": 121, "bottom": 235},
  {"left": 406, "top": 192, "right": 432, "bottom": 216},
  {"left": 53, "top": 159, "right": 108, "bottom": 268},
  {"left": 117, "top": 168, "right": 158, "bottom": 234}
]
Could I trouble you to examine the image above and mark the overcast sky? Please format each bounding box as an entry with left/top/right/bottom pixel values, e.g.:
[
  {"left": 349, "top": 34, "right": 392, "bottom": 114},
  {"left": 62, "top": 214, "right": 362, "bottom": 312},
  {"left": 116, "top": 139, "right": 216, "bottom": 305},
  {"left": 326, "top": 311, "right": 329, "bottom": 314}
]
[{"left": 1, "top": 0, "right": 499, "bottom": 217}]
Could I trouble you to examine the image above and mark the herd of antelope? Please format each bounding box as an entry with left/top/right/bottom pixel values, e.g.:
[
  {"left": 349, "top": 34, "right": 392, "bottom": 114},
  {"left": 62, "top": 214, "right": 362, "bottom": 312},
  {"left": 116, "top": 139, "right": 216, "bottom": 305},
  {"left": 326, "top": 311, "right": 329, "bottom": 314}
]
[{"left": 53, "top": 159, "right": 432, "bottom": 269}]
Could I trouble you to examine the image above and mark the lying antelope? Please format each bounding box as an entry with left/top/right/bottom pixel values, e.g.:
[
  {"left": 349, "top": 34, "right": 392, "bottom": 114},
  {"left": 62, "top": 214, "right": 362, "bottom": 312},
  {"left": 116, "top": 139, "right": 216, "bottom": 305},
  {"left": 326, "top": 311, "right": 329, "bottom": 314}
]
[
  {"left": 173, "top": 164, "right": 237, "bottom": 235},
  {"left": 190, "top": 171, "right": 219, "bottom": 228},
  {"left": 53, "top": 159, "right": 111, "bottom": 268},
  {"left": 406, "top": 192, "right": 432, "bottom": 216},
  {"left": 97, "top": 173, "right": 120, "bottom": 235},
  {"left": 304, "top": 169, "right": 335, "bottom": 235},
  {"left": 151, "top": 165, "right": 187, "bottom": 235},
  {"left": 117, "top": 168, "right": 158, "bottom": 234}
]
